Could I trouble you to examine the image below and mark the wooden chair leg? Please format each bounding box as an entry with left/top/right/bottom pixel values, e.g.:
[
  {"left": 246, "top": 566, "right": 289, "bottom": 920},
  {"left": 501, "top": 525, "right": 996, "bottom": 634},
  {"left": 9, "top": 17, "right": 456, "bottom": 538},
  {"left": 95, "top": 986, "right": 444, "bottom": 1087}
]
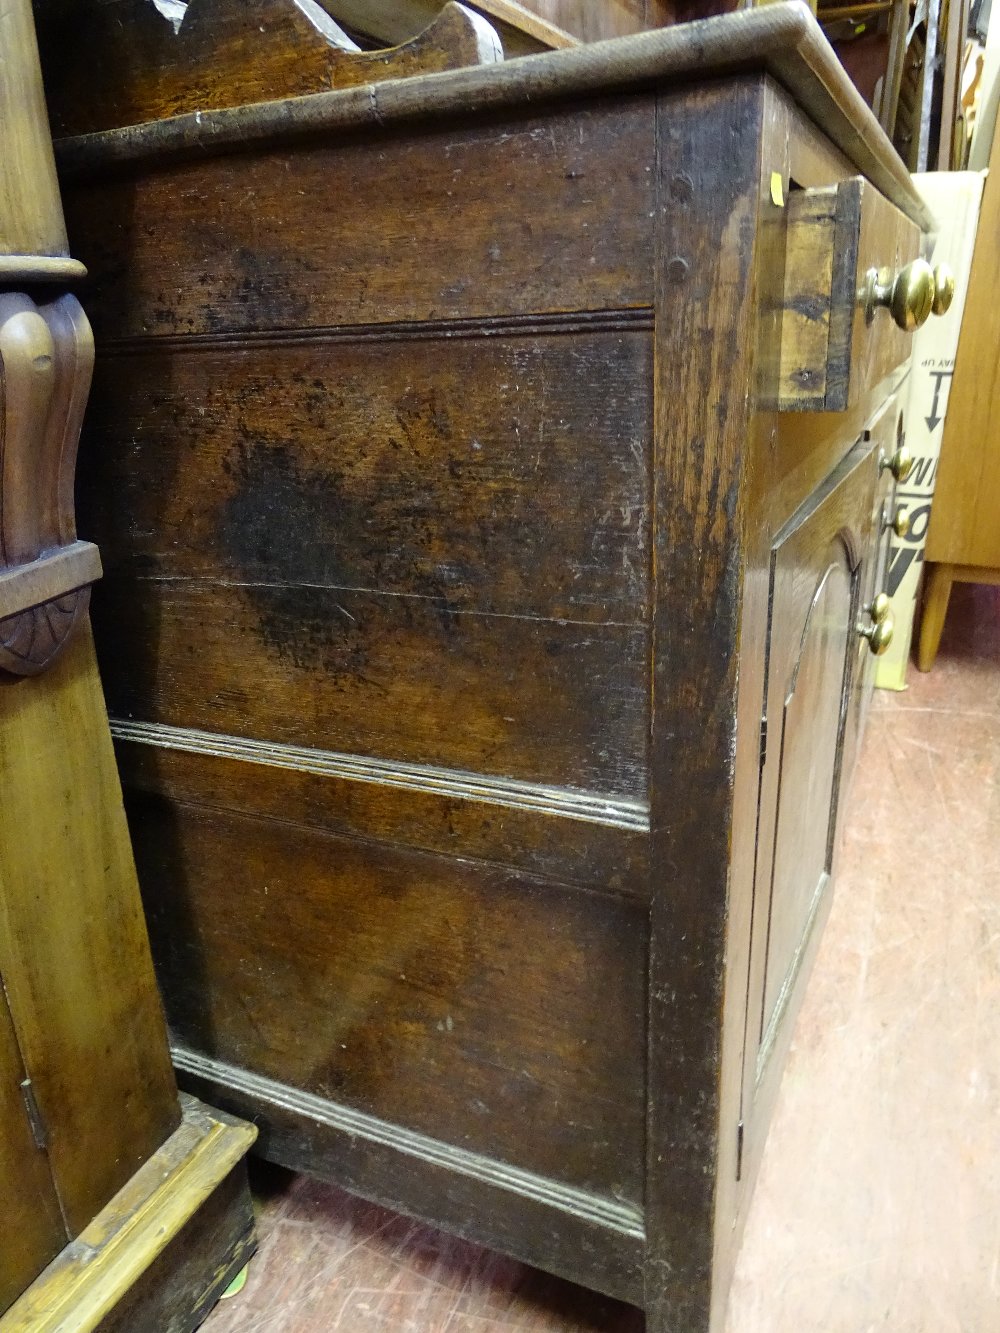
[{"left": 917, "top": 561, "right": 954, "bottom": 671}]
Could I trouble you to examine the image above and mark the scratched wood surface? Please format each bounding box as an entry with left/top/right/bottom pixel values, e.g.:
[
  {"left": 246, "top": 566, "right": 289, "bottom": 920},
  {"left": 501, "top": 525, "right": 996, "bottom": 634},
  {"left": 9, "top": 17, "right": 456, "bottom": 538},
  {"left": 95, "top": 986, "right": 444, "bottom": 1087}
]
[
  {"left": 52, "top": 9, "right": 929, "bottom": 1330},
  {"left": 63, "top": 100, "right": 655, "bottom": 344},
  {"left": 34, "top": 0, "right": 503, "bottom": 140},
  {"left": 129, "top": 792, "right": 647, "bottom": 1202}
]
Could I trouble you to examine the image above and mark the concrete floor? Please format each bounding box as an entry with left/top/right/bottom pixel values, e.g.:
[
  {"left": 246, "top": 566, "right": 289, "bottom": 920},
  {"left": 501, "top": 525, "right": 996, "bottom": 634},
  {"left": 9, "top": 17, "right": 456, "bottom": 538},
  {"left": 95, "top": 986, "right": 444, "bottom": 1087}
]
[{"left": 204, "top": 583, "right": 1000, "bottom": 1332}]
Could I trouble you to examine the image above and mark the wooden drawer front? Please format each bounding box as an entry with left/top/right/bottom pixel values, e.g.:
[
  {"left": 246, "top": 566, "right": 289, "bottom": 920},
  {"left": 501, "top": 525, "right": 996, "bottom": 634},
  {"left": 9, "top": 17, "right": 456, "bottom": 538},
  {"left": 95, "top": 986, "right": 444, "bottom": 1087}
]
[
  {"left": 780, "top": 177, "right": 921, "bottom": 411},
  {"left": 130, "top": 793, "right": 648, "bottom": 1207}
]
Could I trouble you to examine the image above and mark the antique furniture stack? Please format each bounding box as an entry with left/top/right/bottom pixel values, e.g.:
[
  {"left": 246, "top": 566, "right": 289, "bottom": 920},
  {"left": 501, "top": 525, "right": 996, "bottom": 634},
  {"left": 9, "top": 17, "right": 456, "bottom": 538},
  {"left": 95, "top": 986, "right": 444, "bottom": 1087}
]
[
  {"left": 38, "top": 1, "right": 950, "bottom": 1328},
  {"left": 0, "top": 2, "right": 256, "bottom": 1328}
]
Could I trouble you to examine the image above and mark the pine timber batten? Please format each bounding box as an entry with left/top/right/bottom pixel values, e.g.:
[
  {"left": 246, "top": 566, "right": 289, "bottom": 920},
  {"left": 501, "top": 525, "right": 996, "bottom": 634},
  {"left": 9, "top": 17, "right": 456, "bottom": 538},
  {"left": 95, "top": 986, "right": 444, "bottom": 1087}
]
[{"left": 53, "top": 3, "right": 933, "bottom": 230}]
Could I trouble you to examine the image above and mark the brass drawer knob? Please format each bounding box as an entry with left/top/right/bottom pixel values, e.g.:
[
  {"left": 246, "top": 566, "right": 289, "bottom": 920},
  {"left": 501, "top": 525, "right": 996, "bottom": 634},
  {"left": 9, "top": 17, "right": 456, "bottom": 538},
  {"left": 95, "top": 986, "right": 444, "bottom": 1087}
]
[
  {"left": 892, "top": 506, "right": 910, "bottom": 538},
  {"left": 867, "top": 260, "right": 957, "bottom": 332},
  {"left": 859, "top": 608, "right": 895, "bottom": 655},
  {"left": 867, "top": 259, "right": 935, "bottom": 331},
  {"left": 869, "top": 592, "right": 891, "bottom": 623},
  {"left": 932, "top": 264, "right": 956, "bottom": 316},
  {"left": 880, "top": 444, "right": 913, "bottom": 482}
]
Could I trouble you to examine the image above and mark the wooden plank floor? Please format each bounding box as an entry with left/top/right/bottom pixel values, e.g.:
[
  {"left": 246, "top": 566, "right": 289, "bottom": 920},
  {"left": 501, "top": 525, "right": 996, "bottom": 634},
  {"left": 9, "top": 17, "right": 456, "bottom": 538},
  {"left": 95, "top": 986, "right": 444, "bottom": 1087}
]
[{"left": 203, "top": 583, "right": 1000, "bottom": 1333}]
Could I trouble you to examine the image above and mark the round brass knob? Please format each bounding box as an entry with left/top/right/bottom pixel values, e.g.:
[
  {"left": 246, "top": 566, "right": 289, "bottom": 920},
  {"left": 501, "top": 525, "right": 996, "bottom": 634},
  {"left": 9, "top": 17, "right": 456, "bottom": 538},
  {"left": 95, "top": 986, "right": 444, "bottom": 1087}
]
[
  {"left": 868, "top": 259, "right": 935, "bottom": 331},
  {"left": 880, "top": 444, "right": 913, "bottom": 482},
  {"left": 869, "top": 591, "right": 891, "bottom": 623},
  {"left": 892, "top": 507, "right": 910, "bottom": 538},
  {"left": 932, "top": 264, "right": 955, "bottom": 316},
  {"left": 859, "top": 610, "right": 895, "bottom": 656}
]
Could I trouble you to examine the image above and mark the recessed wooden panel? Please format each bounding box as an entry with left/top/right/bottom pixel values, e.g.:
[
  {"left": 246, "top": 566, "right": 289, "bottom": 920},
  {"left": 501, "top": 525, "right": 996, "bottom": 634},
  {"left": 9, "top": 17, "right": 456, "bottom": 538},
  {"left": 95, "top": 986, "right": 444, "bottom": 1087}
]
[
  {"left": 746, "top": 438, "right": 876, "bottom": 1089},
  {"left": 130, "top": 794, "right": 648, "bottom": 1204},
  {"left": 63, "top": 98, "right": 655, "bottom": 343},
  {"left": 114, "top": 738, "right": 650, "bottom": 898},
  {"left": 82, "top": 327, "right": 651, "bottom": 795},
  {"left": 82, "top": 329, "right": 652, "bottom": 620},
  {"left": 93, "top": 576, "right": 648, "bottom": 796}
]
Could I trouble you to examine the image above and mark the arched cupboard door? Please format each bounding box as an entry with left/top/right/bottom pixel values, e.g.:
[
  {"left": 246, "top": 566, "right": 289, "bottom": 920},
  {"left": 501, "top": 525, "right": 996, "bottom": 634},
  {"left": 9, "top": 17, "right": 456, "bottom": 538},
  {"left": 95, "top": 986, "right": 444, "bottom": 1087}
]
[{"left": 739, "top": 431, "right": 884, "bottom": 1166}]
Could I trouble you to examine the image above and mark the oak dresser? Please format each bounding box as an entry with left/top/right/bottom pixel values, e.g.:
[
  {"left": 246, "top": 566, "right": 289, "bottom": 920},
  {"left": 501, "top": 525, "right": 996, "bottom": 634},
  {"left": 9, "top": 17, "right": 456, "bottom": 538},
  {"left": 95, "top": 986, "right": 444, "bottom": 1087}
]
[{"left": 49, "top": 5, "right": 946, "bottom": 1328}]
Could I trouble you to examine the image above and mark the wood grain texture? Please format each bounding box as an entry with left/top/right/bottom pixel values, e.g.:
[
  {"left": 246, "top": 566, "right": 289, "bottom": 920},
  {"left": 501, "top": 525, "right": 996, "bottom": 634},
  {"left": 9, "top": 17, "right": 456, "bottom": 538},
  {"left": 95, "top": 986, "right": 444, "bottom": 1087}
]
[
  {"left": 645, "top": 77, "right": 764, "bottom": 1333},
  {"left": 320, "top": 0, "right": 577, "bottom": 56},
  {"left": 33, "top": 0, "right": 502, "bottom": 140},
  {"left": 777, "top": 177, "right": 920, "bottom": 412},
  {"left": 0, "top": 623, "right": 180, "bottom": 1236},
  {"left": 79, "top": 318, "right": 651, "bottom": 795},
  {"left": 925, "top": 117, "right": 1000, "bottom": 572},
  {"left": 63, "top": 100, "right": 654, "bottom": 343},
  {"left": 52, "top": 4, "right": 932, "bottom": 231},
  {"left": 92, "top": 575, "right": 647, "bottom": 794},
  {"left": 826, "top": 177, "right": 921, "bottom": 410},
  {"left": 0, "top": 290, "right": 102, "bottom": 675},
  {"left": 84, "top": 330, "right": 651, "bottom": 620},
  {"left": 49, "top": 22, "right": 928, "bottom": 1333},
  {"left": 2, "top": 1096, "right": 256, "bottom": 1333},
  {"left": 96, "top": 1163, "right": 255, "bottom": 1333},
  {"left": 178, "top": 1050, "right": 646, "bottom": 1305},
  {"left": 507, "top": 0, "right": 676, "bottom": 41},
  {"left": 748, "top": 437, "right": 874, "bottom": 1087},
  {"left": 0, "top": 990, "right": 67, "bottom": 1316},
  {"left": 130, "top": 793, "right": 648, "bottom": 1203},
  {"left": 0, "top": 0, "right": 67, "bottom": 257},
  {"left": 112, "top": 729, "right": 650, "bottom": 896},
  {"left": 778, "top": 184, "right": 837, "bottom": 409},
  {"left": 333, "top": 0, "right": 682, "bottom": 49}
]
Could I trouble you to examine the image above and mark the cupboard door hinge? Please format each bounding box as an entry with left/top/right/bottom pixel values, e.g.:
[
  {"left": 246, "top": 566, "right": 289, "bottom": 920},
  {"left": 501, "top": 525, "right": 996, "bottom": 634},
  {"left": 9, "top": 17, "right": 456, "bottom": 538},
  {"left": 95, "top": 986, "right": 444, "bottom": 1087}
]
[
  {"left": 736, "top": 1119, "right": 745, "bottom": 1181},
  {"left": 759, "top": 715, "right": 768, "bottom": 769},
  {"left": 20, "top": 1077, "right": 48, "bottom": 1151}
]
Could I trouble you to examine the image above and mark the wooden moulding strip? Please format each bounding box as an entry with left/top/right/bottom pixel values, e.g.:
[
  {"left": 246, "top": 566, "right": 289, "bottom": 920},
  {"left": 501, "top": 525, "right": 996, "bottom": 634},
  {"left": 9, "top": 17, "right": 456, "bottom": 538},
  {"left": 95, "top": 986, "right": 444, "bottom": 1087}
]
[
  {"left": 0, "top": 541, "right": 102, "bottom": 620},
  {"left": 109, "top": 718, "right": 652, "bottom": 831},
  {"left": 53, "top": 4, "right": 933, "bottom": 231},
  {"left": 0, "top": 256, "right": 87, "bottom": 282},
  {"left": 173, "top": 1045, "right": 647, "bottom": 1242},
  {"left": 1, "top": 1097, "right": 256, "bottom": 1333}
]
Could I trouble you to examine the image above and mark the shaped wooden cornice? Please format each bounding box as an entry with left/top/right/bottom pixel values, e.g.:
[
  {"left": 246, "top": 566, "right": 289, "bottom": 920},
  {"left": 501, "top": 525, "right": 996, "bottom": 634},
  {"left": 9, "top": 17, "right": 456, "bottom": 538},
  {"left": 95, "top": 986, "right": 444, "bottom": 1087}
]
[{"left": 34, "top": 0, "right": 504, "bottom": 139}]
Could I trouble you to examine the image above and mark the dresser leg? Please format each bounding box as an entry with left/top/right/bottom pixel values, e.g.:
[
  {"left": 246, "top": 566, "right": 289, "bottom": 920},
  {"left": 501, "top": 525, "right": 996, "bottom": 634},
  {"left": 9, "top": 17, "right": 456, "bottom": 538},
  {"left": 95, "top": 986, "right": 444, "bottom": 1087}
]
[{"left": 917, "top": 562, "right": 954, "bottom": 672}]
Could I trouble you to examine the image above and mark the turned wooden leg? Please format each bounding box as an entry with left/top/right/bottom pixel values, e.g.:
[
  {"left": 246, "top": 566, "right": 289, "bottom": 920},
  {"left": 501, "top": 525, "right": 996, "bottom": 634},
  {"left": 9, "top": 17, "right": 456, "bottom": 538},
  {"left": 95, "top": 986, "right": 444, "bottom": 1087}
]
[{"left": 917, "top": 561, "right": 954, "bottom": 672}]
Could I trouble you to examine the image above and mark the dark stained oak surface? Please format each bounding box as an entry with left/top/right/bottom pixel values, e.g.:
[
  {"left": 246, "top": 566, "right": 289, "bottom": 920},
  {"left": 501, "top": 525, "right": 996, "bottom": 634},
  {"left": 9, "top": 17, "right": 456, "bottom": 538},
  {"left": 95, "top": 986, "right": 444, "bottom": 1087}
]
[
  {"left": 51, "top": 8, "right": 929, "bottom": 1331},
  {"left": 63, "top": 100, "right": 655, "bottom": 343}
]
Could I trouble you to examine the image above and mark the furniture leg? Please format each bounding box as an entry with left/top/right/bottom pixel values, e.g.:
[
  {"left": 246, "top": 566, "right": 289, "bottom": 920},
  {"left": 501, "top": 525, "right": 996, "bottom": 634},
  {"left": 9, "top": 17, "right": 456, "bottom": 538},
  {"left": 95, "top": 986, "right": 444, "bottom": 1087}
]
[{"left": 917, "top": 560, "right": 954, "bottom": 671}]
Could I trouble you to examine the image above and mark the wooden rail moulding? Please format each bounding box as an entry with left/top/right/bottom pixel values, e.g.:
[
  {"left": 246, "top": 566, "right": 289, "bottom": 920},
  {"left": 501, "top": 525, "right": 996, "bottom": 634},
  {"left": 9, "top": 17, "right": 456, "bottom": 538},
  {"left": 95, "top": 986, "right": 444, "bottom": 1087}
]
[{"left": 42, "top": 2, "right": 949, "bottom": 1329}]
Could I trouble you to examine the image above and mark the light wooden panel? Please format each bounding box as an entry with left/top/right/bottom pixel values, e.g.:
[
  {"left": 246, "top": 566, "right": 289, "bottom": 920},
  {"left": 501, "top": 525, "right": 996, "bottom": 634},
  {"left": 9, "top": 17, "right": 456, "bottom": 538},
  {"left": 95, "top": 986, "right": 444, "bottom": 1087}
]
[
  {"left": 0, "top": 623, "right": 180, "bottom": 1236},
  {"left": 0, "top": 990, "right": 66, "bottom": 1315},
  {"left": 926, "top": 120, "right": 1000, "bottom": 570}
]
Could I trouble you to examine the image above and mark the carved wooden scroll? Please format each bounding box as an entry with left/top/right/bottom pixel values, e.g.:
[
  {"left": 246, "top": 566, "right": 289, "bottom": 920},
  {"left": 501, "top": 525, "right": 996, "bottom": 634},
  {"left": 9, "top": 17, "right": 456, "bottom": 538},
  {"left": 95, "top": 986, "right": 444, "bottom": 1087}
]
[
  {"left": 0, "top": 292, "right": 100, "bottom": 675},
  {"left": 35, "top": 0, "right": 504, "bottom": 139}
]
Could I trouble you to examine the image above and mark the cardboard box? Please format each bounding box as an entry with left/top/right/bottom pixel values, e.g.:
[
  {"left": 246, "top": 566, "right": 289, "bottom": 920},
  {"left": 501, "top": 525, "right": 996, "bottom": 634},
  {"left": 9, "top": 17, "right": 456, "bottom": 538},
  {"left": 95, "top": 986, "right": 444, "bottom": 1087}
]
[{"left": 876, "top": 171, "right": 986, "bottom": 690}]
